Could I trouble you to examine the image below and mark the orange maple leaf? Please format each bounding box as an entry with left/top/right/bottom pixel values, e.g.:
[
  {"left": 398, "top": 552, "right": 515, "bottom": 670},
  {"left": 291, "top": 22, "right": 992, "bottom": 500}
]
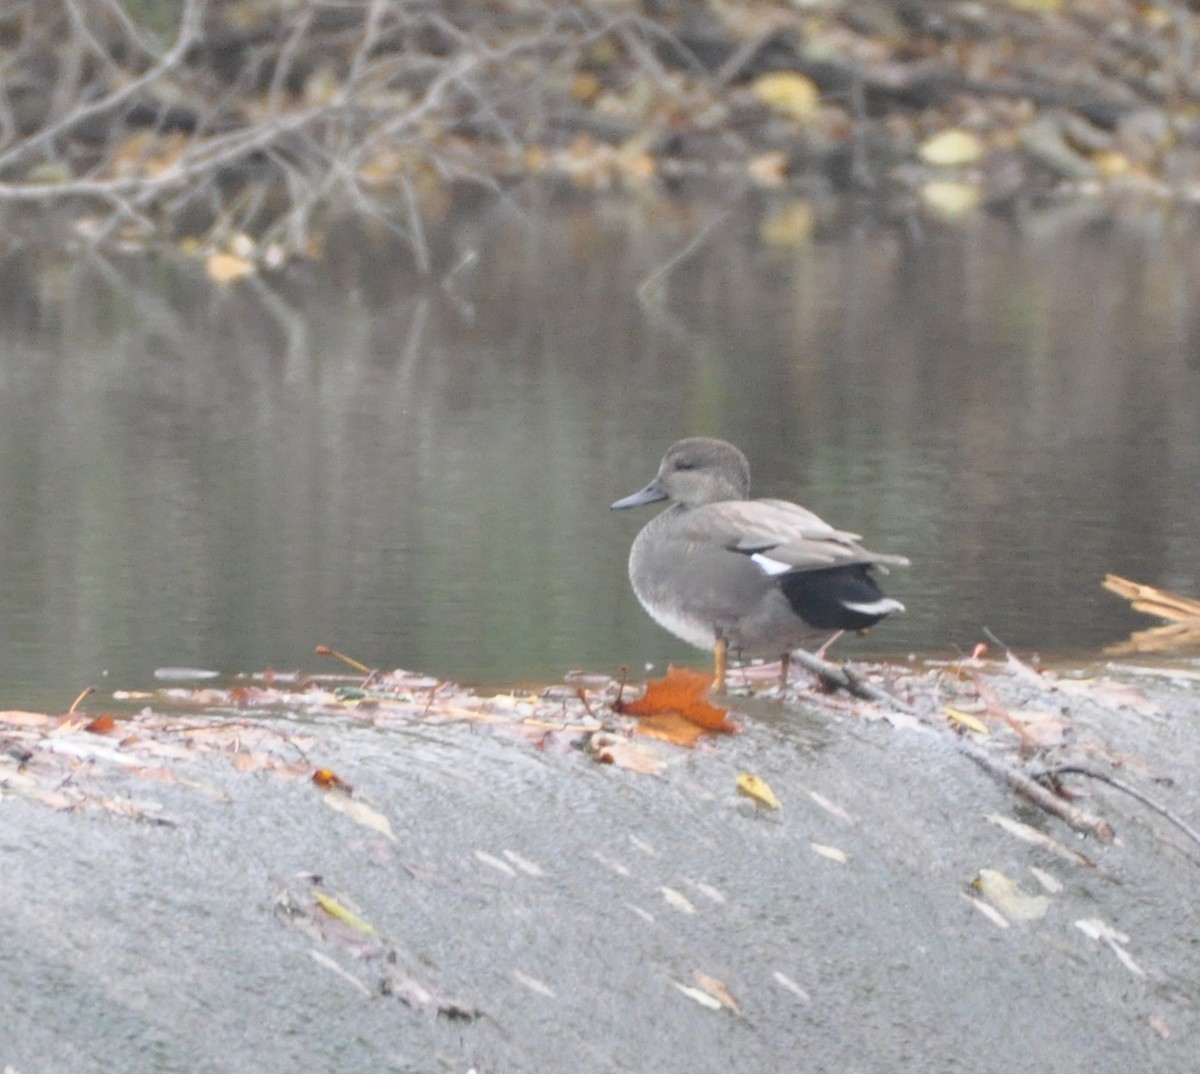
[{"left": 616, "top": 666, "right": 737, "bottom": 745}]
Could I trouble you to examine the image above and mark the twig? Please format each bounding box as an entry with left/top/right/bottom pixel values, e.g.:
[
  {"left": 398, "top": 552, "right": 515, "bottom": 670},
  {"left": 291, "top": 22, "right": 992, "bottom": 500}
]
[
  {"left": 957, "top": 739, "right": 1115, "bottom": 843},
  {"left": 1035, "top": 762, "right": 1200, "bottom": 853},
  {"left": 636, "top": 212, "right": 729, "bottom": 307},
  {"left": 788, "top": 650, "right": 917, "bottom": 713},
  {"left": 0, "top": 0, "right": 207, "bottom": 174}
]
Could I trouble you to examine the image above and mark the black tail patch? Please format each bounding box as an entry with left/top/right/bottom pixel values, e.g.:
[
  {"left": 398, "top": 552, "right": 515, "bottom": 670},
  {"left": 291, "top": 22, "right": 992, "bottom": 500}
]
[{"left": 779, "top": 565, "right": 897, "bottom": 631}]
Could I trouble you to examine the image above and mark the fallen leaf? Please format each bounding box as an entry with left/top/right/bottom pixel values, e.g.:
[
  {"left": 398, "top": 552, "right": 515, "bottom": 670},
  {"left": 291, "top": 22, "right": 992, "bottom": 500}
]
[
  {"left": 692, "top": 970, "right": 740, "bottom": 1013},
  {"left": 943, "top": 705, "right": 990, "bottom": 735},
  {"left": 772, "top": 971, "right": 811, "bottom": 1002},
  {"left": 919, "top": 129, "right": 984, "bottom": 167},
  {"left": 759, "top": 200, "right": 814, "bottom": 246},
  {"left": 737, "top": 772, "right": 781, "bottom": 810},
  {"left": 309, "top": 949, "right": 373, "bottom": 996},
  {"left": 1076, "top": 918, "right": 1146, "bottom": 976},
  {"left": 590, "top": 732, "right": 669, "bottom": 774},
  {"left": 661, "top": 886, "right": 696, "bottom": 914},
  {"left": 84, "top": 714, "right": 117, "bottom": 734},
  {"left": 314, "top": 891, "right": 378, "bottom": 935},
  {"left": 964, "top": 893, "right": 1011, "bottom": 929},
  {"left": 1005, "top": 708, "right": 1069, "bottom": 749},
  {"left": 920, "top": 179, "right": 983, "bottom": 219},
  {"left": 985, "top": 813, "right": 1094, "bottom": 866},
  {"left": 511, "top": 970, "right": 556, "bottom": 998},
  {"left": 672, "top": 980, "right": 724, "bottom": 1010},
  {"left": 474, "top": 850, "right": 517, "bottom": 877},
  {"left": 1028, "top": 866, "right": 1064, "bottom": 894},
  {"left": 503, "top": 850, "right": 545, "bottom": 876},
  {"left": 320, "top": 790, "right": 397, "bottom": 842},
  {"left": 811, "top": 843, "right": 848, "bottom": 864},
  {"left": 972, "top": 869, "right": 1050, "bottom": 922},
  {"left": 752, "top": 72, "right": 819, "bottom": 122},
  {"left": 808, "top": 790, "right": 855, "bottom": 823},
  {"left": 747, "top": 151, "right": 790, "bottom": 189},
  {"left": 616, "top": 666, "right": 737, "bottom": 746},
  {"left": 205, "top": 251, "right": 254, "bottom": 283}
]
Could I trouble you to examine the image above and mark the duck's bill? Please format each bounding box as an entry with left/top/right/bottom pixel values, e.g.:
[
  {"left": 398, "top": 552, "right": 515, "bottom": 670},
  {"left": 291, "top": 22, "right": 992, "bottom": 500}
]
[{"left": 611, "top": 479, "right": 668, "bottom": 510}]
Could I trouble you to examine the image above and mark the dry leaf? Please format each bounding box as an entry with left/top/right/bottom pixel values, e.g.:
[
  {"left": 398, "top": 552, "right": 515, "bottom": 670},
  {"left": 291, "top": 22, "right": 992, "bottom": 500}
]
[
  {"left": 502, "top": 850, "right": 545, "bottom": 876},
  {"left": 986, "top": 813, "right": 1093, "bottom": 866},
  {"left": 672, "top": 981, "right": 723, "bottom": 1010},
  {"left": 692, "top": 970, "right": 740, "bottom": 1014},
  {"left": 919, "top": 129, "right": 984, "bottom": 167},
  {"left": 752, "top": 72, "right": 819, "bottom": 122},
  {"left": 511, "top": 970, "right": 556, "bottom": 998},
  {"left": 747, "top": 151, "right": 790, "bottom": 188},
  {"left": 474, "top": 850, "right": 517, "bottom": 877},
  {"left": 943, "top": 705, "right": 989, "bottom": 735},
  {"left": 972, "top": 869, "right": 1050, "bottom": 922},
  {"left": 736, "top": 772, "right": 781, "bottom": 810},
  {"left": 920, "top": 180, "right": 983, "bottom": 218},
  {"left": 759, "top": 200, "right": 814, "bottom": 246},
  {"left": 772, "top": 971, "right": 811, "bottom": 1002},
  {"left": 616, "top": 666, "right": 737, "bottom": 746},
  {"left": 590, "top": 732, "right": 669, "bottom": 774},
  {"left": 1075, "top": 918, "right": 1146, "bottom": 976},
  {"left": 314, "top": 891, "right": 378, "bottom": 935},
  {"left": 205, "top": 252, "right": 255, "bottom": 283},
  {"left": 661, "top": 887, "right": 696, "bottom": 914},
  {"left": 320, "top": 790, "right": 397, "bottom": 842},
  {"left": 809, "top": 790, "right": 854, "bottom": 823}
]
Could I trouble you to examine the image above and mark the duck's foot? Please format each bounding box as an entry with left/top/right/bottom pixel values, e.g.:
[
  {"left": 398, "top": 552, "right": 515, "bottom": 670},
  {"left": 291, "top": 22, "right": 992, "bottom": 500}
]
[
  {"left": 713, "top": 637, "right": 728, "bottom": 694},
  {"left": 813, "top": 630, "right": 846, "bottom": 662}
]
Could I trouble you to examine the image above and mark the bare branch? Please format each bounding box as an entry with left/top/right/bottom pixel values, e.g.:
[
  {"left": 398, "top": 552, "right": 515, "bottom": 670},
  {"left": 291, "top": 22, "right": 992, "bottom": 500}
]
[{"left": 0, "top": 0, "right": 207, "bottom": 175}]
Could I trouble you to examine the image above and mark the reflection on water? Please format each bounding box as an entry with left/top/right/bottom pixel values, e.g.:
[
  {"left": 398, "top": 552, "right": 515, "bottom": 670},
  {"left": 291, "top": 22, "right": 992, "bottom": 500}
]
[{"left": 1, "top": 195, "right": 1198, "bottom": 704}]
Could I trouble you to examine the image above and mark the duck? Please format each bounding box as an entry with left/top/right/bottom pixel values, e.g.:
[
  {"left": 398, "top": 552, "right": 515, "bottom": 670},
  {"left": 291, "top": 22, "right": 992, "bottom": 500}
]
[{"left": 611, "top": 437, "right": 908, "bottom": 692}]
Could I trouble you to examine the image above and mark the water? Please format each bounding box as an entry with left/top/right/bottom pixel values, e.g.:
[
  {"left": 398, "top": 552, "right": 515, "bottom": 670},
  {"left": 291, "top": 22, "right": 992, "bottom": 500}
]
[{"left": 1, "top": 193, "right": 1199, "bottom": 705}]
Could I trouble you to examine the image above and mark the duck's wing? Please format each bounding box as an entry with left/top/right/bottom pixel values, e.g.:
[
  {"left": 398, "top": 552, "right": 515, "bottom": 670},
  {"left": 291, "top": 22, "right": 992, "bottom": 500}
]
[{"left": 683, "top": 499, "right": 909, "bottom": 573}]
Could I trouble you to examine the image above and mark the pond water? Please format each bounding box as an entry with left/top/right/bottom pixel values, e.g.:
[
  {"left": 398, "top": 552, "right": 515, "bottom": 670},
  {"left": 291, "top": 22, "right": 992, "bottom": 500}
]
[{"left": 1, "top": 192, "right": 1199, "bottom": 706}]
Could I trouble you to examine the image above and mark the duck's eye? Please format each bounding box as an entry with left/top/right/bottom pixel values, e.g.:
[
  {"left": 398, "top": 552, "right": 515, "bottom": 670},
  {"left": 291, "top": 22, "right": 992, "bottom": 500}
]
[{"left": 674, "top": 461, "right": 697, "bottom": 471}]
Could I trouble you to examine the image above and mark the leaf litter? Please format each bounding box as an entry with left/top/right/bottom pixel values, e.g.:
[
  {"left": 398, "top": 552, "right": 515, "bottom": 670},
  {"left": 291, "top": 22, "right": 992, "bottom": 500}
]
[{"left": 4, "top": 615, "right": 1200, "bottom": 1016}]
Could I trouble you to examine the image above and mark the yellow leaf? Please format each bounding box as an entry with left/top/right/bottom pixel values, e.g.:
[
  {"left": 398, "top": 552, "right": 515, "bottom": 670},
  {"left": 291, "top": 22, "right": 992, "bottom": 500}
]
[
  {"left": 752, "top": 72, "right": 819, "bottom": 122},
  {"left": 572, "top": 72, "right": 602, "bottom": 104},
  {"left": 918, "top": 129, "right": 984, "bottom": 167},
  {"left": 205, "top": 252, "right": 255, "bottom": 284},
  {"left": 973, "top": 869, "right": 1050, "bottom": 922},
  {"left": 737, "top": 771, "right": 781, "bottom": 809},
  {"left": 313, "top": 890, "right": 378, "bottom": 934},
  {"left": 759, "top": 200, "right": 814, "bottom": 246},
  {"left": 1092, "top": 149, "right": 1133, "bottom": 177},
  {"left": 920, "top": 180, "right": 983, "bottom": 219},
  {"left": 943, "top": 705, "right": 990, "bottom": 735}
]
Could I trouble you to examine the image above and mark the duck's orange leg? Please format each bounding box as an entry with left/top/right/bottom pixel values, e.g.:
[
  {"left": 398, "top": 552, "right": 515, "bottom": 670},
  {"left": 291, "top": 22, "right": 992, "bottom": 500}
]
[{"left": 714, "top": 637, "right": 728, "bottom": 694}]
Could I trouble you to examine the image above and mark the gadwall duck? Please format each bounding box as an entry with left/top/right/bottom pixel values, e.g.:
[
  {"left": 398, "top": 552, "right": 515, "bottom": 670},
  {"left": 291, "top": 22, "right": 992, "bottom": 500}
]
[{"left": 612, "top": 437, "right": 908, "bottom": 692}]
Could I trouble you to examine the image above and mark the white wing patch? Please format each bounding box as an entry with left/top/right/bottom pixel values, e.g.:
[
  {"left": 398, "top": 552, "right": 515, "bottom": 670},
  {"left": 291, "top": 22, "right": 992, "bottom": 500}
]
[
  {"left": 750, "top": 552, "right": 792, "bottom": 576},
  {"left": 843, "top": 597, "right": 905, "bottom": 616}
]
